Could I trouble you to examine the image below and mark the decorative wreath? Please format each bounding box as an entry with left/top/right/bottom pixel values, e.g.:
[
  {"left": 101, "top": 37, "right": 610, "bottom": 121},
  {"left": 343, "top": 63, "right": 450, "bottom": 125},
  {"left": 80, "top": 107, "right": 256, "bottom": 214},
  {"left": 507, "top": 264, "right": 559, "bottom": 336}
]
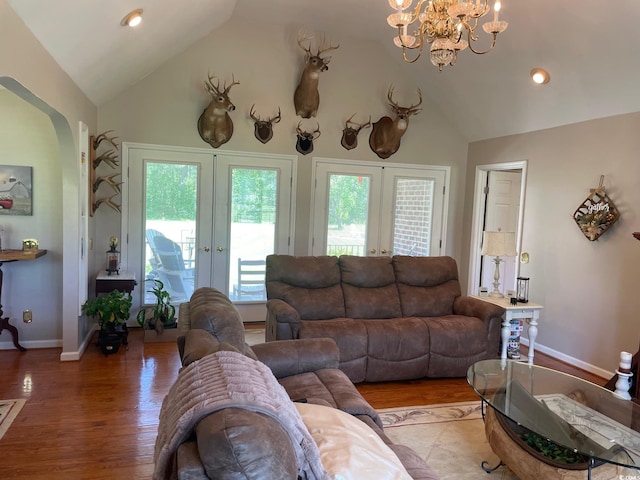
[{"left": 572, "top": 176, "right": 620, "bottom": 241}]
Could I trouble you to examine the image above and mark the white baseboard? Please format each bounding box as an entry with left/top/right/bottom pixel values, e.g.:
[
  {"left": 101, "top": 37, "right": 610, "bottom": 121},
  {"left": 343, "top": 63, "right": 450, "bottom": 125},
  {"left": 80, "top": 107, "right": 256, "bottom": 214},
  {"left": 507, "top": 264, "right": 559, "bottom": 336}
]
[
  {"left": 0, "top": 339, "right": 62, "bottom": 350},
  {"left": 520, "top": 337, "right": 613, "bottom": 379},
  {"left": 60, "top": 325, "right": 98, "bottom": 361}
]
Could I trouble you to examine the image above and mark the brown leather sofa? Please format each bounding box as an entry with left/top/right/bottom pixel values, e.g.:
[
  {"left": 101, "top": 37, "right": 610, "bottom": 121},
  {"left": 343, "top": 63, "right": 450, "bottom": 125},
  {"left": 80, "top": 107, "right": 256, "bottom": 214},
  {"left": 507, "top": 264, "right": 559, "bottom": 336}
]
[
  {"left": 266, "top": 255, "right": 505, "bottom": 383},
  {"left": 158, "top": 287, "right": 439, "bottom": 480}
]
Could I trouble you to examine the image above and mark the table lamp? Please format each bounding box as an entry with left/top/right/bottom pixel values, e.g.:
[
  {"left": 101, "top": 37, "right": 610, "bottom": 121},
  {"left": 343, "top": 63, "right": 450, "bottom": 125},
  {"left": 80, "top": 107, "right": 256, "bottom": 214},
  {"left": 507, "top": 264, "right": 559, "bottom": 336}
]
[{"left": 481, "top": 230, "right": 517, "bottom": 298}]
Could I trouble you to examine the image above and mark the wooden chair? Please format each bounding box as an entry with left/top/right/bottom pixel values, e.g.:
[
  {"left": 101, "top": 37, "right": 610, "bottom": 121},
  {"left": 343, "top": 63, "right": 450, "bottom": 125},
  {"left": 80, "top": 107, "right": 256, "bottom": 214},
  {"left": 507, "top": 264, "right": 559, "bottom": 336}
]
[{"left": 233, "top": 258, "right": 266, "bottom": 300}]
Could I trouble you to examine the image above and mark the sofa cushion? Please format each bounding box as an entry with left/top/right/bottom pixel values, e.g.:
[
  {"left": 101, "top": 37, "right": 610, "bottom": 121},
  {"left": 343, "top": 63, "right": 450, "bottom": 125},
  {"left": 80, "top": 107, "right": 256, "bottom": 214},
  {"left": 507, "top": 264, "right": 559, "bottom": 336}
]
[
  {"left": 340, "top": 256, "right": 402, "bottom": 318},
  {"left": 425, "top": 315, "right": 489, "bottom": 377},
  {"left": 393, "top": 256, "right": 461, "bottom": 317},
  {"left": 188, "top": 287, "right": 246, "bottom": 349},
  {"left": 266, "top": 255, "right": 346, "bottom": 319},
  {"left": 181, "top": 329, "right": 240, "bottom": 366},
  {"left": 278, "top": 368, "right": 383, "bottom": 428},
  {"left": 295, "top": 402, "right": 412, "bottom": 480},
  {"left": 195, "top": 408, "right": 298, "bottom": 480},
  {"left": 362, "top": 318, "right": 430, "bottom": 382},
  {"left": 300, "top": 318, "right": 368, "bottom": 383}
]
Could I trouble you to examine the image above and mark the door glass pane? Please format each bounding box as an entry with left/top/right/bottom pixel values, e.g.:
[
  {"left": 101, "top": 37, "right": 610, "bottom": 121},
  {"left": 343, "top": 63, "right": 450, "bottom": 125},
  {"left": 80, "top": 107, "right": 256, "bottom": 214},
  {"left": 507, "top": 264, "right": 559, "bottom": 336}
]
[
  {"left": 392, "top": 177, "right": 434, "bottom": 256},
  {"left": 326, "top": 174, "right": 370, "bottom": 256},
  {"left": 228, "top": 168, "right": 276, "bottom": 302},
  {"left": 143, "top": 162, "right": 197, "bottom": 304}
]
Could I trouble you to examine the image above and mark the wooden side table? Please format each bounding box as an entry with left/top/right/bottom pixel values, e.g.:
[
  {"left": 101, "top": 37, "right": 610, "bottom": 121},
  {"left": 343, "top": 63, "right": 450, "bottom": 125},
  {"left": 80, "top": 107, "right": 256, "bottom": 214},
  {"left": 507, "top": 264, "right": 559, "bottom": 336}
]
[
  {"left": 0, "top": 249, "right": 47, "bottom": 351},
  {"left": 470, "top": 295, "right": 544, "bottom": 364},
  {"left": 95, "top": 270, "right": 137, "bottom": 295}
]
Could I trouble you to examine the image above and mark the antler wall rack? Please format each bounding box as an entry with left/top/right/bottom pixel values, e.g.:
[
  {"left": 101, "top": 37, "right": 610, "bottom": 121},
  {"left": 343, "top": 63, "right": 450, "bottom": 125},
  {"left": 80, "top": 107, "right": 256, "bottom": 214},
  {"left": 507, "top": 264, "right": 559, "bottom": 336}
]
[{"left": 89, "top": 130, "right": 122, "bottom": 216}]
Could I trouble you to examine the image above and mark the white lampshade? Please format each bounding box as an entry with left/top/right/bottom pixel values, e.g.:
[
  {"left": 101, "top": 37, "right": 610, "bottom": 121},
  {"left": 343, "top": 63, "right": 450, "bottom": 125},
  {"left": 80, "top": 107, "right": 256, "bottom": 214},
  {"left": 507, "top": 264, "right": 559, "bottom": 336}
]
[{"left": 481, "top": 231, "right": 517, "bottom": 257}]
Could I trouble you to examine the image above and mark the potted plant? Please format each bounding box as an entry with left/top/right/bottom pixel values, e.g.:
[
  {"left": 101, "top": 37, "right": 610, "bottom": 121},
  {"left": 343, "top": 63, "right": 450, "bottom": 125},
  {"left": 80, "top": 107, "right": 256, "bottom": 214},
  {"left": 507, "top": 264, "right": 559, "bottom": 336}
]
[
  {"left": 136, "top": 279, "right": 176, "bottom": 334},
  {"left": 81, "top": 289, "right": 133, "bottom": 355}
]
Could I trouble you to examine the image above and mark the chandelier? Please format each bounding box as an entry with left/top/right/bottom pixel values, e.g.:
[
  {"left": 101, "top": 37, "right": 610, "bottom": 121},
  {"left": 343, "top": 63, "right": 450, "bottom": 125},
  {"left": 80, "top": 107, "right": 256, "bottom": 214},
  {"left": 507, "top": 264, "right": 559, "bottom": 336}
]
[{"left": 387, "top": 0, "right": 508, "bottom": 70}]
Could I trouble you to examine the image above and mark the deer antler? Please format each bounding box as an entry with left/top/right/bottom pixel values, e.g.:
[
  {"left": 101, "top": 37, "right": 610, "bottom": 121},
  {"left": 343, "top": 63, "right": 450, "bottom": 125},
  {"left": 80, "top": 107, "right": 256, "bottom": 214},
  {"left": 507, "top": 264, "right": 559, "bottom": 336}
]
[
  {"left": 94, "top": 194, "right": 121, "bottom": 213},
  {"left": 93, "top": 173, "right": 122, "bottom": 193},
  {"left": 387, "top": 85, "right": 399, "bottom": 109},
  {"left": 93, "top": 130, "right": 119, "bottom": 150},
  {"left": 94, "top": 149, "right": 119, "bottom": 169},
  {"left": 249, "top": 104, "right": 260, "bottom": 122},
  {"left": 269, "top": 107, "right": 282, "bottom": 124},
  {"left": 346, "top": 113, "right": 372, "bottom": 132},
  {"left": 312, "top": 122, "right": 321, "bottom": 139},
  {"left": 387, "top": 85, "right": 423, "bottom": 114},
  {"left": 407, "top": 88, "right": 423, "bottom": 114},
  {"left": 204, "top": 73, "right": 220, "bottom": 96},
  {"left": 297, "top": 32, "right": 313, "bottom": 56},
  {"left": 317, "top": 34, "right": 340, "bottom": 55},
  {"left": 223, "top": 74, "right": 239, "bottom": 95}
]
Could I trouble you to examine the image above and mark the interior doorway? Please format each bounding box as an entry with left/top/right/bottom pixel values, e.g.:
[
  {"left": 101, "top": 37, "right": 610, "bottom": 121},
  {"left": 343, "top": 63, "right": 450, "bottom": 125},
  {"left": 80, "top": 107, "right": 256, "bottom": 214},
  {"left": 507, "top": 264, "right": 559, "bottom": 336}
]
[{"left": 468, "top": 161, "right": 528, "bottom": 296}]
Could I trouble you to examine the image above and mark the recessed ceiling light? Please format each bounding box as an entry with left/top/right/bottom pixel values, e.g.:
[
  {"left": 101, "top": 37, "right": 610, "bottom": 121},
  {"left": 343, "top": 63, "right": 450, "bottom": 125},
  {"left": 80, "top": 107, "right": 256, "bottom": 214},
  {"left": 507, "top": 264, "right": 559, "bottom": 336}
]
[
  {"left": 121, "top": 9, "right": 143, "bottom": 28},
  {"left": 530, "top": 68, "right": 550, "bottom": 85}
]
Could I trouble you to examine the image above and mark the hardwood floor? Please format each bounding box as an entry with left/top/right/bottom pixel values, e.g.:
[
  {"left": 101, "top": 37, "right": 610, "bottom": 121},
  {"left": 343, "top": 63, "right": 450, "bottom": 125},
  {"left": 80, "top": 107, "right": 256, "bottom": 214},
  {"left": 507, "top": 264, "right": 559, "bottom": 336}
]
[{"left": 0, "top": 329, "right": 606, "bottom": 479}]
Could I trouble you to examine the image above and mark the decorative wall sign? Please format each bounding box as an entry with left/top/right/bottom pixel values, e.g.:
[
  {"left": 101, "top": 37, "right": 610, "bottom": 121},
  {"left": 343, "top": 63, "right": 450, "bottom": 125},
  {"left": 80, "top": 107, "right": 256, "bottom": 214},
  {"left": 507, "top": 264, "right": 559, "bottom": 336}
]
[{"left": 572, "top": 175, "right": 620, "bottom": 241}]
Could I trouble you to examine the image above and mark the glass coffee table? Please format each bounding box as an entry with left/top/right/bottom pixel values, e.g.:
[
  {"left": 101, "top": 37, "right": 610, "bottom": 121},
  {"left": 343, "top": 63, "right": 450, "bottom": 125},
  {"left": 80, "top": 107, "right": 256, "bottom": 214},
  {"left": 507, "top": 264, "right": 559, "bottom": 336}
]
[{"left": 467, "top": 359, "right": 640, "bottom": 479}]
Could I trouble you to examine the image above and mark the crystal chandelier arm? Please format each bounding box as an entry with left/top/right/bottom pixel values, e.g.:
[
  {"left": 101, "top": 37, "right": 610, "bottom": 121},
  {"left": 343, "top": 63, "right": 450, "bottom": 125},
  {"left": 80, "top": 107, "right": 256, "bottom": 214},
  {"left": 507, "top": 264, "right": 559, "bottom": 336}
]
[
  {"left": 395, "top": 25, "right": 427, "bottom": 63},
  {"left": 465, "top": 29, "right": 497, "bottom": 55}
]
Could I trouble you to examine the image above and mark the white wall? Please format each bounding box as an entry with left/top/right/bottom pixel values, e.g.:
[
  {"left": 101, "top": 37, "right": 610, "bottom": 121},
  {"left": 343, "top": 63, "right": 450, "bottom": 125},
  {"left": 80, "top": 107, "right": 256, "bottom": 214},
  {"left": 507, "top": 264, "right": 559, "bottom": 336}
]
[
  {"left": 0, "top": 0, "right": 97, "bottom": 358},
  {"left": 0, "top": 90, "right": 61, "bottom": 344},
  {"left": 97, "top": 17, "right": 469, "bottom": 264},
  {"left": 463, "top": 112, "right": 640, "bottom": 375}
]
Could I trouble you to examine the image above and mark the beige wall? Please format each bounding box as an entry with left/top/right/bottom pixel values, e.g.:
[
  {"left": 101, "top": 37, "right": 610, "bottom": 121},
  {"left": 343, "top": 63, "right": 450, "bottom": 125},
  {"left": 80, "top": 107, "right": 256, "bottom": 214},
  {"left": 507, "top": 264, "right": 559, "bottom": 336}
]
[
  {"left": 0, "top": 0, "right": 97, "bottom": 358},
  {"left": 98, "top": 17, "right": 469, "bottom": 261},
  {"left": 463, "top": 112, "right": 640, "bottom": 374}
]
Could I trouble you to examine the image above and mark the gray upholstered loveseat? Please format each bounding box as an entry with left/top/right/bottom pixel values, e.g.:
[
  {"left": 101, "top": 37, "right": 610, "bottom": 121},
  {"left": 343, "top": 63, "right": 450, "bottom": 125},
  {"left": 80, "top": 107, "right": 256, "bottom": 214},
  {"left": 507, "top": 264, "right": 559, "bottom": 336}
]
[
  {"left": 266, "top": 255, "right": 505, "bottom": 383},
  {"left": 156, "top": 287, "right": 439, "bottom": 480}
]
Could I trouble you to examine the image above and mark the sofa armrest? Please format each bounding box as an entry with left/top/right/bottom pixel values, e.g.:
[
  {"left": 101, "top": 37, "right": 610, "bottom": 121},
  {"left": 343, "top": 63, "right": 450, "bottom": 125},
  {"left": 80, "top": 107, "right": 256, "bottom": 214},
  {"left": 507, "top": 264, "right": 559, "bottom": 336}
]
[
  {"left": 453, "top": 296, "right": 505, "bottom": 327},
  {"left": 266, "top": 299, "right": 301, "bottom": 340},
  {"left": 251, "top": 338, "right": 340, "bottom": 378}
]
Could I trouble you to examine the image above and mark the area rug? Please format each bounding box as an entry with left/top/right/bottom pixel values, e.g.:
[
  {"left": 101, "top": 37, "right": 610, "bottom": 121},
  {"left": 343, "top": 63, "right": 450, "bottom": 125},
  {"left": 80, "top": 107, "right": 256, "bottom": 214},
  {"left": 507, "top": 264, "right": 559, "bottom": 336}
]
[
  {"left": 0, "top": 398, "right": 26, "bottom": 440},
  {"left": 244, "top": 328, "right": 265, "bottom": 346},
  {"left": 377, "top": 401, "right": 519, "bottom": 480}
]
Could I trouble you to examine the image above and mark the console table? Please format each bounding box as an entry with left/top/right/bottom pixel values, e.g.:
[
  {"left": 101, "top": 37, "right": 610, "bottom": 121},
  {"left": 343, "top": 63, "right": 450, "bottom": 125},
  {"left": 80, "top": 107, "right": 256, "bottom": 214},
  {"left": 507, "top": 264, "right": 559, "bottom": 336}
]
[
  {"left": 0, "top": 249, "right": 47, "bottom": 351},
  {"left": 95, "top": 270, "right": 137, "bottom": 295},
  {"left": 470, "top": 295, "right": 544, "bottom": 364}
]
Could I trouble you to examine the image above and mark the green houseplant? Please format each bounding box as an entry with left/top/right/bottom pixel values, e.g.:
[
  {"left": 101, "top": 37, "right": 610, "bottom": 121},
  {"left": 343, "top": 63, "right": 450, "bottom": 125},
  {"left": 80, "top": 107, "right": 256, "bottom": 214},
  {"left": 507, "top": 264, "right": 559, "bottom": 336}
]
[
  {"left": 82, "top": 289, "right": 133, "bottom": 354},
  {"left": 136, "top": 279, "right": 176, "bottom": 334}
]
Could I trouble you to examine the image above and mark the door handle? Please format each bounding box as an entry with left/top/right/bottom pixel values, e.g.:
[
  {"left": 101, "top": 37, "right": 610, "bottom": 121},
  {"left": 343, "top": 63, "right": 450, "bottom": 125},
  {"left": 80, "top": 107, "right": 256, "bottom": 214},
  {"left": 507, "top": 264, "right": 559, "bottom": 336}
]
[
  {"left": 199, "top": 246, "right": 210, "bottom": 252},
  {"left": 369, "top": 249, "right": 376, "bottom": 254},
  {"left": 381, "top": 249, "right": 389, "bottom": 254},
  {"left": 215, "top": 246, "right": 225, "bottom": 252}
]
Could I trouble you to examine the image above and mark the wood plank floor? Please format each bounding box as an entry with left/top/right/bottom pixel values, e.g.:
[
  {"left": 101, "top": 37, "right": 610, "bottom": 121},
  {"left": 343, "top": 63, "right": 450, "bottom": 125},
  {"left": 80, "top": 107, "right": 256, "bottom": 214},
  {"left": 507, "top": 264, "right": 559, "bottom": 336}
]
[{"left": 0, "top": 328, "right": 606, "bottom": 479}]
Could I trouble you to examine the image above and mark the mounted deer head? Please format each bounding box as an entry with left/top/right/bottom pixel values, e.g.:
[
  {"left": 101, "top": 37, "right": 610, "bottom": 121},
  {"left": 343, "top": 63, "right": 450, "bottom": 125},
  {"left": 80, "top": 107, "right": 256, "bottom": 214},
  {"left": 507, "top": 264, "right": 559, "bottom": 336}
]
[
  {"left": 341, "top": 113, "right": 371, "bottom": 151},
  {"left": 296, "top": 121, "right": 321, "bottom": 155},
  {"left": 293, "top": 33, "right": 339, "bottom": 118},
  {"left": 197, "top": 74, "right": 240, "bottom": 148},
  {"left": 369, "top": 86, "right": 422, "bottom": 159},
  {"left": 249, "top": 105, "right": 281, "bottom": 144}
]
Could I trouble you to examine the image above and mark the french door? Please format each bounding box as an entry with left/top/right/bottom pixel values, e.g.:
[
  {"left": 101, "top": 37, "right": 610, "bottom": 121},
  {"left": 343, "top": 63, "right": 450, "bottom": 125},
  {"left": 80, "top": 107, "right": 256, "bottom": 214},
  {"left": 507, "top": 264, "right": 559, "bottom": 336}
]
[
  {"left": 123, "top": 144, "right": 294, "bottom": 320},
  {"left": 311, "top": 159, "right": 448, "bottom": 257}
]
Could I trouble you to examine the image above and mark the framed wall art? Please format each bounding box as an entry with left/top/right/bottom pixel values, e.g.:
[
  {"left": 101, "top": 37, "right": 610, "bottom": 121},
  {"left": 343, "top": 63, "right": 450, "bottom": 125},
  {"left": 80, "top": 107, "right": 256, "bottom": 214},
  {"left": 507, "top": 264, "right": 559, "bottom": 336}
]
[{"left": 0, "top": 165, "right": 33, "bottom": 216}]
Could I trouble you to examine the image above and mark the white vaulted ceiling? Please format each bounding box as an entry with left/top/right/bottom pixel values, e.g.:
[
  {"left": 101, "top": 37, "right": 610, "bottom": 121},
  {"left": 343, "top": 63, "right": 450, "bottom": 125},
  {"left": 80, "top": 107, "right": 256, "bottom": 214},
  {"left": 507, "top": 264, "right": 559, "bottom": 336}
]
[{"left": 8, "top": 0, "right": 640, "bottom": 141}]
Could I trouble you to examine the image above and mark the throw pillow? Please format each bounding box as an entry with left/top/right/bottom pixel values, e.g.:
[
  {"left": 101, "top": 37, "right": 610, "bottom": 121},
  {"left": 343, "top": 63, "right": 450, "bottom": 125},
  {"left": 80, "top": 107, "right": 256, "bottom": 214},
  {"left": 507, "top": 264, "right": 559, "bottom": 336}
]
[{"left": 295, "top": 402, "right": 412, "bottom": 480}]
